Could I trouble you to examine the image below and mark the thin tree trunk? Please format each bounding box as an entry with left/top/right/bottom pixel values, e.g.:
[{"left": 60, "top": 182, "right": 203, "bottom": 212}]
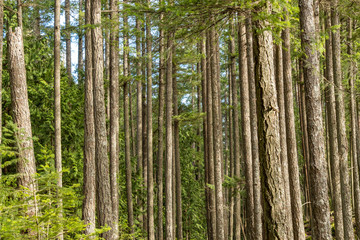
[
  {"left": 8, "top": 25, "right": 38, "bottom": 227},
  {"left": 253, "top": 3, "right": 288, "bottom": 238},
  {"left": 145, "top": 2, "right": 155, "bottom": 238},
  {"left": 83, "top": 0, "right": 96, "bottom": 236},
  {"left": 65, "top": 0, "right": 71, "bottom": 81},
  {"left": 91, "top": 0, "right": 114, "bottom": 238},
  {"left": 78, "top": 0, "right": 84, "bottom": 83},
  {"left": 331, "top": 2, "right": 354, "bottom": 238},
  {"left": 0, "top": 0, "right": 4, "bottom": 179},
  {"left": 54, "top": 0, "right": 63, "bottom": 238},
  {"left": 282, "top": 10, "right": 305, "bottom": 240},
  {"left": 299, "top": 0, "right": 332, "bottom": 238},
  {"left": 16, "top": 0, "right": 22, "bottom": 29},
  {"left": 324, "top": 10, "right": 344, "bottom": 240}
]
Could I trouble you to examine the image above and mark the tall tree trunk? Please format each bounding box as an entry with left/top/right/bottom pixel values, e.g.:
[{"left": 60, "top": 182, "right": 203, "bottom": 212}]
[
  {"left": 78, "top": 0, "right": 84, "bottom": 83},
  {"left": 282, "top": 10, "right": 305, "bottom": 240},
  {"left": 299, "top": 0, "right": 332, "bottom": 238},
  {"left": 109, "top": 0, "right": 120, "bottom": 238},
  {"left": 54, "top": 0, "right": 63, "bottom": 238},
  {"left": 8, "top": 26, "right": 38, "bottom": 227},
  {"left": 16, "top": 0, "right": 22, "bottom": 29},
  {"left": 145, "top": 2, "right": 155, "bottom": 238},
  {"left": 91, "top": 0, "right": 114, "bottom": 238},
  {"left": 210, "top": 25, "right": 225, "bottom": 240},
  {"left": 331, "top": 2, "right": 354, "bottom": 238},
  {"left": 65, "top": 0, "right": 71, "bottom": 81},
  {"left": 324, "top": 10, "right": 344, "bottom": 240},
  {"left": 157, "top": 2, "right": 165, "bottom": 238},
  {"left": 83, "top": 0, "right": 96, "bottom": 236},
  {"left": 253, "top": 3, "right": 288, "bottom": 238},
  {"left": 238, "top": 19, "right": 254, "bottom": 240},
  {"left": 0, "top": 0, "right": 4, "bottom": 179},
  {"left": 348, "top": 18, "right": 360, "bottom": 238},
  {"left": 230, "top": 18, "right": 241, "bottom": 240},
  {"left": 34, "top": 4, "right": 41, "bottom": 37},
  {"left": 165, "top": 19, "right": 174, "bottom": 240}
]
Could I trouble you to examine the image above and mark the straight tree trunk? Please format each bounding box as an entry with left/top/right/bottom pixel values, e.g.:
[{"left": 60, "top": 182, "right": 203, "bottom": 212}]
[
  {"left": 165, "top": 21, "right": 174, "bottom": 240},
  {"left": 230, "top": 18, "right": 241, "bottom": 240},
  {"left": 16, "top": 0, "right": 22, "bottom": 29},
  {"left": 8, "top": 26, "right": 38, "bottom": 226},
  {"left": 299, "top": 0, "right": 332, "bottom": 238},
  {"left": 253, "top": 3, "right": 288, "bottom": 238},
  {"left": 91, "top": 0, "right": 114, "bottom": 238},
  {"left": 238, "top": 19, "right": 254, "bottom": 240},
  {"left": 54, "top": 0, "right": 63, "bottom": 239},
  {"left": 0, "top": 0, "right": 4, "bottom": 179},
  {"left": 109, "top": 0, "right": 120, "bottom": 238},
  {"left": 282, "top": 10, "right": 305, "bottom": 240},
  {"left": 65, "top": 0, "right": 71, "bottom": 81},
  {"left": 325, "top": 10, "right": 344, "bottom": 240},
  {"left": 145, "top": 2, "right": 155, "bottom": 238},
  {"left": 78, "top": 0, "right": 84, "bottom": 82},
  {"left": 348, "top": 18, "right": 360, "bottom": 237},
  {"left": 157, "top": 3, "right": 165, "bottom": 238},
  {"left": 331, "top": 2, "right": 354, "bottom": 238},
  {"left": 83, "top": 0, "right": 96, "bottom": 236}
]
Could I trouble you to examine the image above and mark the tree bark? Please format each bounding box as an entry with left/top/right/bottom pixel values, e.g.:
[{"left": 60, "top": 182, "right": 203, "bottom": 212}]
[
  {"left": 282, "top": 10, "right": 305, "bottom": 240},
  {"left": 91, "top": 0, "right": 114, "bottom": 238},
  {"left": 78, "top": 0, "right": 84, "bottom": 83},
  {"left": 253, "top": 3, "right": 288, "bottom": 238},
  {"left": 331, "top": 2, "right": 354, "bottom": 238},
  {"left": 83, "top": 0, "right": 96, "bottom": 236},
  {"left": 299, "top": 0, "right": 332, "bottom": 238},
  {"left": 0, "top": 0, "right": 4, "bottom": 179},
  {"left": 65, "top": 0, "right": 71, "bottom": 81}
]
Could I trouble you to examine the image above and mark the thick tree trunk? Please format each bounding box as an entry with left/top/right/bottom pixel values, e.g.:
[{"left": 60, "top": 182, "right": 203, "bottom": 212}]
[
  {"left": 83, "top": 0, "right": 96, "bottom": 236},
  {"left": 299, "top": 0, "right": 332, "bottom": 238},
  {"left": 91, "top": 0, "right": 114, "bottom": 238},
  {"left": 282, "top": 11, "right": 305, "bottom": 240},
  {"left": 238, "top": 19, "right": 254, "bottom": 240},
  {"left": 8, "top": 26, "right": 38, "bottom": 226},
  {"left": 65, "top": 0, "right": 71, "bottom": 81},
  {"left": 109, "top": 0, "right": 120, "bottom": 238},
  {"left": 331, "top": 2, "right": 354, "bottom": 238},
  {"left": 253, "top": 3, "right": 288, "bottom": 238},
  {"left": 324, "top": 11, "right": 344, "bottom": 240},
  {"left": 54, "top": 0, "right": 63, "bottom": 239}
]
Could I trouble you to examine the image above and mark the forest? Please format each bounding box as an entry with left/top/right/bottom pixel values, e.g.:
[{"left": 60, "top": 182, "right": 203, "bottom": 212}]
[{"left": 0, "top": 0, "right": 360, "bottom": 239}]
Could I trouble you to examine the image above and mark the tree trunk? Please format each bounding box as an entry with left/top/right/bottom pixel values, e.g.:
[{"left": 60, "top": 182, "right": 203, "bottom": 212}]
[
  {"left": 238, "top": 19, "right": 254, "bottom": 240},
  {"left": 145, "top": 2, "right": 155, "bottom": 238},
  {"left": 91, "top": 0, "right": 114, "bottom": 238},
  {"left": 324, "top": 10, "right": 344, "bottom": 240},
  {"left": 299, "top": 0, "right": 332, "bottom": 238},
  {"left": 253, "top": 3, "right": 288, "bottom": 238},
  {"left": 0, "top": 0, "right": 4, "bottom": 179},
  {"left": 65, "top": 0, "right": 71, "bottom": 81},
  {"left": 109, "top": 0, "right": 120, "bottom": 238},
  {"left": 8, "top": 26, "right": 38, "bottom": 226},
  {"left": 83, "top": 0, "right": 96, "bottom": 236},
  {"left": 78, "top": 0, "right": 84, "bottom": 83},
  {"left": 16, "top": 0, "right": 22, "bottom": 29},
  {"left": 54, "top": 0, "right": 63, "bottom": 238},
  {"left": 282, "top": 10, "right": 305, "bottom": 240},
  {"left": 331, "top": 2, "right": 354, "bottom": 239}
]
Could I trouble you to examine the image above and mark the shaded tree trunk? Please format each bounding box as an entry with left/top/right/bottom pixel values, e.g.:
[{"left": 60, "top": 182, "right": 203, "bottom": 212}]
[
  {"left": 65, "top": 0, "right": 71, "bottom": 81},
  {"left": 0, "top": 0, "right": 4, "bottom": 179},
  {"left": 78, "top": 0, "right": 84, "bottom": 83}
]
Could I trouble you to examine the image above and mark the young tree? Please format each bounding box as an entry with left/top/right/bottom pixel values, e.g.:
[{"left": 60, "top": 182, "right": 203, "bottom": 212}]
[
  {"left": 299, "top": 0, "right": 332, "bottom": 238},
  {"left": 0, "top": 0, "right": 3, "bottom": 179},
  {"left": 65, "top": 0, "right": 71, "bottom": 80},
  {"left": 78, "top": 0, "right": 84, "bottom": 82}
]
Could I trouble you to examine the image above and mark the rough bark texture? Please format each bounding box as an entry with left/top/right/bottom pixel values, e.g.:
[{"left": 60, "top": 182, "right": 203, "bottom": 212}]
[
  {"left": 145, "top": 2, "right": 155, "bottom": 238},
  {"left": 299, "top": 0, "right": 332, "bottom": 238},
  {"left": 110, "top": 0, "right": 120, "bottom": 238},
  {"left": 325, "top": 11, "right": 344, "bottom": 240},
  {"left": 54, "top": 0, "right": 63, "bottom": 238},
  {"left": 282, "top": 12, "right": 305, "bottom": 240},
  {"left": 17, "top": 0, "right": 22, "bottom": 29},
  {"left": 65, "top": 0, "right": 71, "bottom": 81},
  {"left": 253, "top": 3, "right": 288, "bottom": 239},
  {"left": 83, "top": 0, "right": 96, "bottom": 236},
  {"left": 238, "top": 20, "right": 254, "bottom": 240},
  {"left": 8, "top": 26, "right": 38, "bottom": 221},
  {"left": 331, "top": 2, "right": 354, "bottom": 239},
  {"left": 165, "top": 26, "right": 174, "bottom": 240},
  {"left": 91, "top": 0, "right": 114, "bottom": 238}
]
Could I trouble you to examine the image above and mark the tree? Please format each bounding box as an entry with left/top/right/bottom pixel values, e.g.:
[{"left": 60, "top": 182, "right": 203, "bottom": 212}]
[
  {"left": 299, "top": 0, "right": 332, "bottom": 238},
  {"left": 0, "top": 0, "right": 3, "bottom": 179},
  {"left": 65, "top": 0, "right": 71, "bottom": 81}
]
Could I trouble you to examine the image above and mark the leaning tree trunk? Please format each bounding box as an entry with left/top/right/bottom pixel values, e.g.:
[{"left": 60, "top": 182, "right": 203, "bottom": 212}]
[
  {"left": 91, "top": 0, "right": 114, "bottom": 238},
  {"left": 8, "top": 26, "right": 38, "bottom": 226},
  {"left": 331, "top": 2, "right": 354, "bottom": 239},
  {"left": 299, "top": 0, "right": 332, "bottom": 238},
  {"left": 253, "top": 3, "right": 289, "bottom": 239}
]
